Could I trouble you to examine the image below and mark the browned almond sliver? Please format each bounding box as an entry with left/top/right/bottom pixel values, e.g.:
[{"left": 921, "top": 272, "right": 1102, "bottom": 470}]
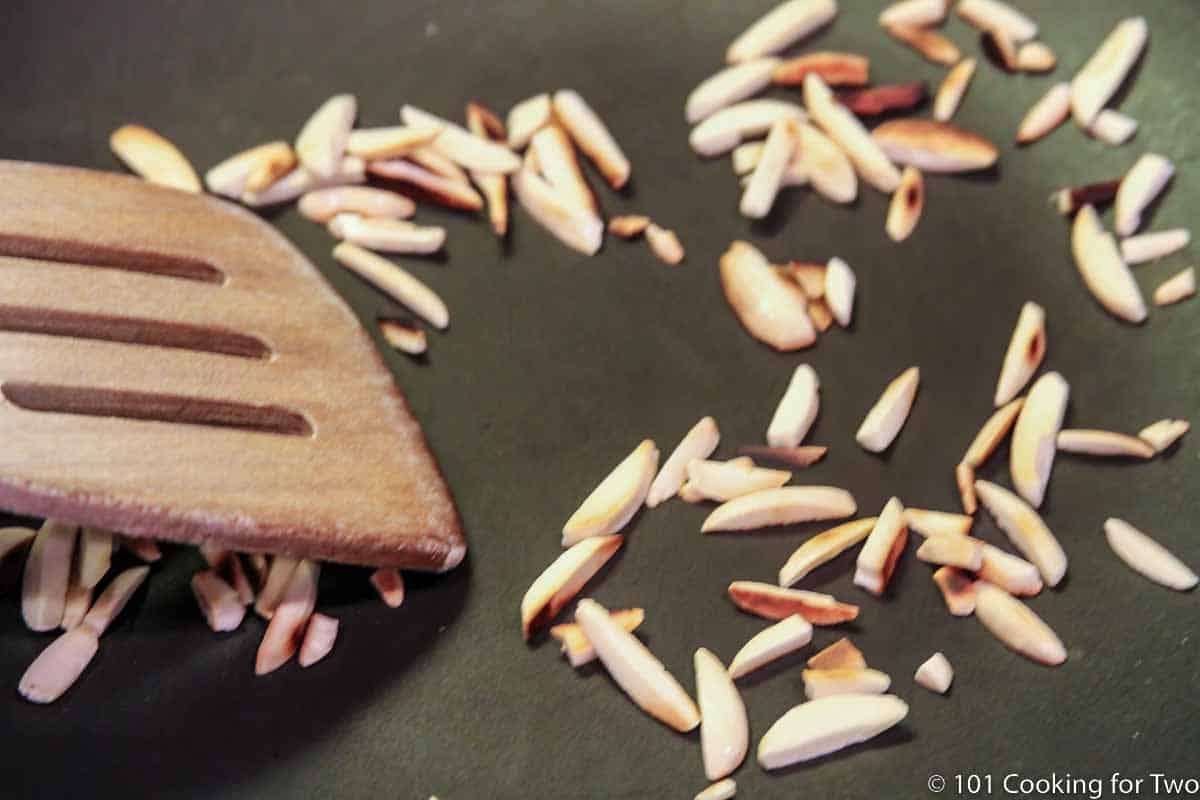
[
  {"left": 796, "top": 123, "right": 858, "bottom": 204},
  {"left": 916, "top": 534, "right": 984, "bottom": 571},
  {"left": 780, "top": 262, "right": 826, "bottom": 298},
  {"left": 647, "top": 417, "right": 720, "bottom": 508},
  {"left": 720, "top": 241, "right": 816, "bottom": 351},
  {"left": 885, "top": 166, "right": 923, "bottom": 243},
  {"left": 367, "top": 158, "right": 484, "bottom": 211},
  {"left": 206, "top": 141, "right": 297, "bottom": 198},
  {"left": 299, "top": 613, "right": 340, "bottom": 667},
  {"left": 687, "top": 460, "right": 791, "bottom": 503},
  {"left": 511, "top": 165, "right": 604, "bottom": 256},
  {"left": 837, "top": 82, "right": 927, "bottom": 116},
  {"left": 1137, "top": 419, "right": 1189, "bottom": 453},
  {"left": 904, "top": 508, "right": 973, "bottom": 538},
  {"left": 191, "top": 569, "right": 247, "bottom": 632},
  {"left": 296, "top": 94, "right": 357, "bottom": 180},
  {"left": 854, "top": 498, "right": 908, "bottom": 596},
  {"left": 22, "top": 520, "right": 77, "bottom": 632},
  {"left": 299, "top": 186, "right": 416, "bottom": 223},
  {"left": 1052, "top": 179, "right": 1121, "bottom": 216},
  {"left": 963, "top": 398, "right": 1025, "bottom": 471},
  {"left": 932, "top": 566, "right": 977, "bottom": 616},
  {"left": 703, "top": 487, "right": 857, "bottom": 533},
  {"left": 884, "top": 24, "right": 962, "bottom": 66},
  {"left": 531, "top": 125, "right": 599, "bottom": 215},
  {"left": 933, "top": 59, "right": 976, "bottom": 122},
  {"left": 552, "top": 90, "right": 631, "bottom": 189},
  {"left": 773, "top": 51, "right": 870, "bottom": 87},
  {"left": 346, "top": 126, "right": 437, "bottom": 161},
  {"left": 110, "top": 124, "right": 202, "bottom": 193},
  {"left": 994, "top": 302, "right": 1045, "bottom": 407},
  {"left": 1017, "top": 41, "right": 1057, "bottom": 73},
  {"left": 808, "top": 299, "right": 834, "bottom": 332},
  {"left": 563, "top": 440, "right": 658, "bottom": 545},
  {"left": 608, "top": 215, "right": 652, "bottom": 239},
  {"left": 956, "top": 462, "right": 977, "bottom": 515},
  {"left": 803, "top": 667, "right": 891, "bottom": 700},
  {"left": 872, "top": 119, "right": 998, "bottom": 174},
  {"left": 726, "top": 0, "right": 839, "bottom": 64},
  {"left": 1017, "top": 83, "right": 1071, "bottom": 145},
  {"left": 465, "top": 102, "right": 511, "bottom": 236},
  {"left": 1010, "top": 371, "right": 1069, "bottom": 508},
  {"left": 521, "top": 536, "right": 623, "bottom": 639},
  {"left": 1070, "top": 205, "right": 1147, "bottom": 324},
  {"left": 804, "top": 74, "right": 901, "bottom": 193},
  {"left": 978, "top": 543, "right": 1043, "bottom": 596},
  {"left": 1154, "top": 269, "right": 1196, "bottom": 307},
  {"left": 974, "top": 581, "right": 1066, "bottom": 666},
  {"left": 778, "top": 517, "right": 878, "bottom": 588},
  {"left": 808, "top": 636, "right": 867, "bottom": 670},
  {"left": 81, "top": 566, "right": 151, "bottom": 636},
  {"left": 646, "top": 224, "right": 686, "bottom": 265},
  {"left": 370, "top": 567, "right": 406, "bottom": 608},
  {"left": 738, "top": 445, "right": 828, "bottom": 469},
  {"left": 256, "top": 559, "right": 320, "bottom": 675},
  {"left": 879, "top": 0, "right": 950, "bottom": 28},
  {"left": 1071, "top": 17, "right": 1148, "bottom": 128},
  {"left": 18, "top": 627, "right": 99, "bottom": 704},
  {"left": 981, "top": 29, "right": 1018, "bottom": 73},
  {"left": 333, "top": 243, "right": 449, "bottom": 330},
  {"left": 379, "top": 318, "right": 428, "bottom": 356},
  {"left": 1056, "top": 429, "right": 1155, "bottom": 459},
  {"left": 728, "top": 581, "right": 859, "bottom": 625},
  {"left": 254, "top": 556, "right": 299, "bottom": 620},
  {"left": 550, "top": 607, "right": 644, "bottom": 667},
  {"left": 466, "top": 101, "right": 506, "bottom": 142}
]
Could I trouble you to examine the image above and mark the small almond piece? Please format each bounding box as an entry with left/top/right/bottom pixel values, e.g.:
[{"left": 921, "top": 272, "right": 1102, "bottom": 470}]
[
  {"left": 511, "top": 165, "right": 603, "bottom": 256},
  {"left": 933, "top": 566, "right": 977, "bottom": 616},
  {"left": 1120, "top": 229, "right": 1190, "bottom": 265},
  {"left": 18, "top": 627, "right": 100, "bottom": 704},
  {"left": 803, "top": 667, "right": 891, "bottom": 699},
  {"left": 563, "top": 440, "right": 658, "bottom": 545},
  {"left": 81, "top": 566, "right": 151, "bottom": 636},
  {"left": 22, "top": 520, "right": 77, "bottom": 632},
  {"left": 506, "top": 94, "right": 552, "bottom": 150},
  {"left": 333, "top": 243, "right": 449, "bottom": 329},
  {"left": 981, "top": 28, "right": 1019, "bottom": 73},
  {"left": 1010, "top": 371, "right": 1069, "bottom": 508},
  {"left": 994, "top": 302, "right": 1046, "bottom": 406},
  {"left": 1087, "top": 110, "right": 1138, "bottom": 146},
  {"left": 255, "top": 559, "right": 320, "bottom": 675},
  {"left": 110, "top": 124, "right": 202, "bottom": 193},
  {"left": 1071, "top": 17, "right": 1149, "bottom": 128},
  {"left": 1017, "top": 83, "right": 1071, "bottom": 145},
  {"left": 726, "top": 0, "right": 839, "bottom": 64},
  {"left": 78, "top": 527, "right": 114, "bottom": 590},
  {"left": 916, "top": 535, "right": 984, "bottom": 571},
  {"left": 205, "top": 141, "right": 296, "bottom": 198},
  {"left": 797, "top": 124, "right": 858, "bottom": 204},
  {"left": 728, "top": 581, "right": 859, "bottom": 625},
  {"left": 974, "top": 581, "right": 1066, "bottom": 666},
  {"left": 191, "top": 570, "right": 247, "bottom": 632},
  {"left": 978, "top": 544, "right": 1043, "bottom": 597},
  {"left": 690, "top": 100, "right": 808, "bottom": 157},
  {"left": 934, "top": 59, "right": 976, "bottom": 123},
  {"left": 552, "top": 91, "right": 631, "bottom": 189},
  {"left": 758, "top": 695, "right": 909, "bottom": 769},
  {"left": 647, "top": 417, "right": 720, "bottom": 508},
  {"left": 1115, "top": 153, "right": 1174, "bottom": 237},
  {"left": 608, "top": 215, "right": 652, "bottom": 239},
  {"left": 521, "top": 535, "right": 624, "bottom": 639},
  {"left": 886, "top": 165, "right": 924, "bottom": 242},
  {"left": 401, "top": 105, "right": 520, "bottom": 175},
  {"left": 837, "top": 82, "right": 927, "bottom": 116},
  {"left": 914, "top": 652, "right": 954, "bottom": 694},
  {"left": 330, "top": 216, "right": 446, "bottom": 255},
  {"left": 975, "top": 480, "right": 1066, "bottom": 587},
  {"left": 379, "top": 318, "right": 428, "bottom": 356},
  {"left": 807, "top": 637, "right": 866, "bottom": 670},
  {"left": 645, "top": 224, "right": 685, "bottom": 265},
  {"left": 1053, "top": 179, "right": 1122, "bottom": 216},
  {"left": 687, "top": 460, "right": 791, "bottom": 503},
  {"left": 298, "top": 186, "right": 416, "bottom": 222},
  {"left": 1104, "top": 518, "right": 1197, "bottom": 591},
  {"left": 295, "top": 94, "right": 357, "bottom": 180},
  {"left": 778, "top": 517, "right": 877, "bottom": 588},
  {"left": 1057, "top": 429, "right": 1155, "bottom": 459},
  {"left": 1154, "top": 268, "right": 1195, "bottom": 307},
  {"left": 879, "top": 0, "right": 949, "bottom": 29},
  {"left": 695, "top": 779, "right": 738, "bottom": 800},
  {"left": 298, "top": 613, "right": 340, "bottom": 667},
  {"left": 884, "top": 24, "right": 962, "bottom": 66},
  {"left": 873, "top": 119, "right": 998, "bottom": 173},
  {"left": 956, "top": 0, "right": 1037, "bottom": 43},
  {"left": 856, "top": 366, "right": 920, "bottom": 453},
  {"left": 805, "top": 74, "right": 901, "bottom": 193},
  {"left": 1071, "top": 205, "right": 1147, "bottom": 323},
  {"left": 773, "top": 51, "right": 870, "bottom": 87},
  {"left": 695, "top": 648, "right": 750, "bottom": 780},
  {"left": 687, "top": 58, "right": 782, "bottom": 124},
  {"left": 254, "top": 556, "right": 300, "bottom": 620},
  {"left": 703, "top": 487, "right": 857, "bottom": 533},
  {"left": 905, "top": 508, "right": 973, "bottom": 538},
  {"left": 366, "top": 158, "right": 483, "bottom": 211},
  {"left": 741, "top": 118, "right": 799, "bottom": 219},
  {"left": 824, "top": 256, "right": 856, "bottom": 327},
  {"left": 768, "top": 364, "right": 820, "bottom": 448},
  {"left": 719, "top": 241, "right": 816, "bottom": 351},
  {"left": 1137, "top": 419, "right": 1189, "bottom": 453},
  {"left": 370, "top": 567, "right": 406, "bottom": 608},
  {"left": 1017, "top": 41, "right": 1056, "bottom": 72},
  {"left": 727, "top": 615, "right": 814, "bottom": 679},
  {"left": 576, "top": 599, "right": 700, "bottom": 732},
  {"left": 854, "top": 498, "right": 909, "bottom": 595},
  {"left": 550, "top": 608, "right": 644, "bottom": 667}
]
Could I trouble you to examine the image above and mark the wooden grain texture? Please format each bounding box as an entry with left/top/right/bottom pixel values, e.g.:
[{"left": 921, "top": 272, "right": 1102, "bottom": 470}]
[{"left": 0, "top": 161, "right": 463, "bottom": 570}]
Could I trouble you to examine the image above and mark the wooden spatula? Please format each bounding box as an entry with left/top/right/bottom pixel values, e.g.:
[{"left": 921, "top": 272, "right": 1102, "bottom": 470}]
[{"left": 0, "top": 160, "right": 464, "bottom": 571}]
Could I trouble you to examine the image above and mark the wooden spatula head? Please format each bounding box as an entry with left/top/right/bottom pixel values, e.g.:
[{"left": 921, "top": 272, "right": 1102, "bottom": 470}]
[{"left": 0, "top": 160, "right": 464, "bottom": 571}]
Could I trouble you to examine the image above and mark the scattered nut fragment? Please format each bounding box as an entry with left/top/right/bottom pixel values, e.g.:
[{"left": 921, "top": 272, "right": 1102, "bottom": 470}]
[
  {"left": 81, "top": 566, "right": 150, "bottom": 637},
  {"left": 367, "top": 158, "right": 483, "bottom": 211},
  {"left": 773, "top": 51, "right": 870, "bottom": 87},
  {"left": 885, "top": 165, "right": 923, "bottom": 243},
  {"left": 370, "top": 567, "right": 406, "bottom": 608},
  {"left": 333, "top": 242, "right": 449, "bottom": 330},
  {"left": 1009, "top": 371, "right": 1069, "bottom": 509},
  {"left": 191, "top": 570, "right": 247, "bottom": 632},
  {"left": 1087, "top": 110, "right": 1138, "bottom": 146},
  {"left": 1056, "top": 429, "right": 1155, "bottom": 459},
  {"left": 646, "top": 417, "right": 720, "bottom": 508},
  {"left": 299, "top": 185, "right": 416, "bottom": 222},
  {"left": 299, "top": 613, "right": 340, "bottom": 667},
  {"left": 695, "top": 778, "right": 738, "bottom": 800},
  {"left": 797, "top": 123, "right": 858, "bottom": 204},
  {"left": 956, "top": 0, "right": 1037, "bottom": 43},
  {"left": 550, "top": 607, "right": 644, "bottom": 667},
  {"left": 978, "top": 544, "right": 1043, "bottom": 597},
  {"left": 1137, "top": 419, "right": 1189, "bottom": 453},
  {"left": 401, "top": 105, "right": 521, "bottom": 175},
  {"left": 916, "top": 534, "right": 984, "bottom": 571},
  {"left": 645, "top": 223, "right": 685, "bottom": 265},
  {"left": 206, "top": 141, "right": 296, "bottom": 197},
  {"left": 737, "top": 445, "right": 827, "bottom": 469},
  {"left": 933, "top": 59, "right": 976, "bottom": 123},
  {"left": 778, "top": 517, "right": 878, "bottom": 588},
  {"left": 808, "top": 637, "right": 866, "bottom": 670},
  {"left": 60, "top": 582, "right": 91, "bottom": 631},
  {"left": 687, "top": 459, "right": 791, "bottom": 502},
  {"left": 1104, "top": 518, "right": 1197, "bottom": 591},
  {"left": 703, "top": 486, "right": 857, "bottom": 533},
  {"left": 741, "top": 118, "right": 799, "bottom": 219},
  {"left": 719, "top": 241, "right": 816, "bottom": 351},
  {"left": 1070, "top": 17, "right": 1148, "bottom": 128},
  {"left": 757, "top": 694, "right": 909, "bottom": 769},
  {"left": 1017, "top": 83, "right": 1071, "bottom": 145},
  {"left": 803, "top": 667, "right": 891, "bottom": 699},
  {"left": 256, "top": 560, "right": 320, "bottom": 675},
  {"left": 932, "top": 566, "right": 977, "bottom": 616},
  {"left": 973, "top": 581, "right": 1066, "bottom": 666},
  {"left": 243, "top": 157, "right": 366, "bottom": 207},
  {"left": 837, "top": 82, "right": 927, "bottom": 116},
  {"left": 552, "top": 90, "right": 631, "bottom": 189},
  {"left": 1115, "top": 154, "right": 1174, "bottom": 237},
  {"left": 18, "top": 627, "right": 99, "bottom": 704},
  {"left": 690, "top": 100, "right": 808, "bottom": 157},
  {"left": 884, "top": 24, "right": 962, "bottom": 66},
  {"left": 687, "top": 58, "right": 782, "bottom": 124},
  {"left": 879, "top": 0, "right": 949, "bottom": 29},
  {"left": 823, "top": 256, "right": 856, "bottom": 327},
  {"left": 854, "top": 498, "right": 909, "bottom": 595},
  {"left": 856, "top": 366, "right": 920, "bottom": 453},
  {"left": 805, "top": 74, "right": 902, "bottom": 193},
  {"left": 465, "top": 101, "right": 511, "bottom": 237},
  {"left": 530, "top": 125, "right": 598, "bottom": 215},
  {"left": 768, "top": 364, "right": 820, "bottom": 448},
  {"left": 914, "top": 652, "right": 954, "bottom": 694},
  {"left": 1120, "top": 229, "right": 1190, "bottom": 265},
  {"left": 22, "top": 520, "right": 77, "bottom": 632},
  {"left": 994, "top": 301, "right": 1045, "bottom": 406},
  {"left": 506, "top": 93, "right": 552, "bottom": 150},
  {"left": 379, "top": 318, "right": 428, "bottom": 356},
  {"left": 110, "top": 124, "right": 202, "bottom": 193},
  {"left": 727, "top": 614, "right": 813, "bottom": 679},
  {"left": 726, "top": 0, "right": 839, "bottom": 64},
  {"left": 1071, "top": 205, "right": 1147, "bottom": 323},
  {"left": 575, "top": 599, "right": 700, "bottom": 732},
  {"left": 905, "top": 508, "right": 973, "bottom": 539},
  {"left": 1154, "top": 268, "right": 1195, "bottom": 307},
  {"left": 78, "top": 527, "right": 113, "bottom": 591},
  {"left": 521, "top": 535, "right": 624, "bottom": 639},
  {"left": 1052, "top": 179, "right": 1121, "bottom": 216},
  {"left": 329, "top": 215, "right": 446, "bottom": 255},
  {"left": 695, "top": 647, "right": 750, "bottom": 780},
  {"left": 728, "top": 581, "right": 859, "bottom": 625},
  {"left": 562, "top": 440, "right": 658, "bottom": 545},
  {"left": 956, "top": 462, "right": 978, "bottom": 515},
  {"left": 345, "top": 126, "right": 437, "bottom": 160},
  {"left": 254, "top": 556, "right": 299, "bottom": 620},
  {"left": 608, "top": 215, "right": 651, "bottom": 239},
  {"left": 511, "top": 164, "right": 603, "bottom": 255},
  {"left": 872, "top": 119, "right": 998, "bottom": 174},
  {"left": 295, "top": 94, "right": 357, "bottom": 180},
  {"left": 1016, "top": 41, "right": 1057, "bottom": 72}
]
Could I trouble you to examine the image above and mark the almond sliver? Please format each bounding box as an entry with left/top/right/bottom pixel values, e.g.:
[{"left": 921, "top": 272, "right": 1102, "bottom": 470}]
[
  {"left": 758, "top": 694, "right": 908, "bottom": 769},
  {"left": 81, "top": 565, "right": 150, "bottom": 637},
  {"left": 696, "top": 648, "right": 750, "bottom": 780},
  {"left": 779, "top": 517, "right": 877, "bottom": 588},
  {"left": 728, "top": 581, "right": 859, "bottom": 625},
  {"left": 974, "top": 581, "right": 1066, "bottom": 666},
  {"left": 521, "top": 535, "right": 623, "bottom": 639},
  {"left": 110, "top": 124, "right": 202, "bottom": 193},
  {"left": 932, "top": 566, "right": 977, "bottom": 616},
  {"left": 1104, "top": 518, "right": 1198, "bottom": 591},
  {"left": 1087, "top": 110, "right": 1138, "bottom": 146},
  {"left": 994, "top": 302, "right": 1046, "bottom": 407},
  {"left": 506, "top": 94, "right": 552, "bottom": 150},
  {"left": 933, "top": 59, "right": 976, "bottom": 123},
  {"left": 687, "top": 460, "right": 791, "bottom": 503},
  {"left": 0, "top": 526, "right": 36, "bottom": 563},
  {"left": 886, "top": 165, "right": 924, "bottom": 243},
  {"left": 1057, "top": 429, "right": 1155, "bottom": 459},
  {"left": 205, "top": 141, "right": 296, "bottom": 198},
  {"left": 703, "top": 486, "right": 857, "bottom": 533},
  {"left": 879, "top": 0, "right": 949, "bottom": 28},
  {"left": 255, "top": 559, "right": 320, "bottom": 675},
  {"left": 964, "top": 398, "right": 1025, "bottom": 469},
  {"left": 767, "top": 364, "right": 820, "bottom": 448},
  {"left": 740, "top": 118, "right": 799, "bottom": 219},
  {"left": 647, "top": 417, "right": 719, "bottom": 508},
  {"left": 61, "top": 582, "right": 92, "bottom": 631},
  {"left": 1071, "top": 205, "right": 1147, "bottom": 323},
  {"left": 370, "top": 567, "right": 406, "bottom": 608},
  {"left": 254, "top": 556, "right": 299, "bottom": 620},
  {"left": 904, "top": 508, "right": 973, "bottom": 538},
  {"left": 884, "top": 24, "right": 961, "bottom": 66},
  {"left": 345, "top": 126, "right": 436, "bottom": 160},
  {"left": 727, "top": 615, "right": 813, "bottom": 679},
  {"left": 854, "top": 498, "right": 908, "bottom": 595},
  {"left": 330, "top": 215, "right": 446, "bottom": 255},
  {"left": 773, "top": 51, "right": 870, "bottom": 87},
  {"left": 956, "top": 0, "right": 1037, "bottom": 43},
  {"left": 530, "top": 125, "right": 598, "bottom": 215},
  {"left": 687, "top": 58, "right": 782, "bottom": 124},
  {"left": 726, "top": 0, "right": 839, "bottom": 64},
  {"left": 798, "top": 124, "right": 858, "bottom": 204},
  {"left": 1010, "top": 371, "right": 1069, "bottom": 508},
  {"left": 975, "top": 479, "right": 1067, "bottom": 586},
  {"left": 719, "top": 241, "right": 816, "bottom": 351},
  {"left": 1115, "top": 153, "right": 1173, "bottom": 237},
  {"left": 645, "top": 224, "right": 686, "bottom": 265},
  {"left": 1017, "top": 83, "right": 1071, "bottom": 145},
  {"left": 802, "top": 667, "right": 891, "bottom": 699},
  {"left": 808, "top": 636, "right": 866, "bottom": 670},
  {"left": 738, "top": 445, "right": 827, "bottom": 469},
  {"left": 823, "top": 256, "right": 856, "bottom": 327},
  {"left": 552, "top": 91, "right": 631, "bottom": 189},
  {"left": 511, "top": 164, "right": 603, "bottom": 256},
  {"left": 1017, "top": 41, "right": 1058, "bottom": 73},
  {"left": 856, "top": 366, "right": 920, "bottom": 453},
  {"left": 1154, "top": 267, "right": 1195, "bottom": 307},
  {"left": 916, "top": 534, "right": 984, "bottom": 571},
  {"left": 563, "top": 440, "right": 658, "bottom": 545},
  {"left": 1137, "top": 419, "right": 1189, "bottom": 453},
  {"left": 609, "top": 215, "right": 653, "bottom": 239},
  {"left": 295, "top": 94, "right": 357, "bottom": 180},
  {"left": 695, "top": 779, "right": 738, "bottom": 800},
  {"left": 299, "top": 185, "right": 416, "bottom": 223},
  {"left": 78, "top": 527, "right": 114, "bottom": 591},
  {"left": 690, "top": 100, "right": 807, "bottom": 157},
  {"left": 914, "top": 652, "right": 954, "bottom": 694},
  {"left": 18, "top": 627, "right": 100, "bottom": 704},
  {"left": 401, "top": 105, "right": 520, "bottom": 174},
  {"left": 872, "top": 119, "right": 998, "bottom": 174},
  {"left": 299, "top": 613, "right": 340, "bottom": 667},
  {"left": 191, "top": 570, "right": 247, "bottom": 632},
  {"left": 241, "top": 157, "right": 366, "bottom": 207},
  {"left": 366, "top": 158, "right": 483, "bottom": 211},
  {"left": 1120, "top": 229, "right": 1190, "bottom": 265},
  {"left": 956, "top": 462, "right": 977, "bottom": 515},
  {"left": 22, "top": 520, "right": 77, "bottom": 632},
  {"left": 804, "top": 74, "right": 901, "bottom": 193},
  {"left": 978, "top": 544, "right": 1043, "bottom": 596},
  {"left": 379, "top": 318, "right": 428, "bottom": 356},
  {"left": 1070, "top": 17, "right": 1148, "bottom": 128},
  {"left": 550, "top": 607, "right": 644, "bottom": 667},
  {"left": 333, "top": 242, "right": 449, "bottom": 330}
]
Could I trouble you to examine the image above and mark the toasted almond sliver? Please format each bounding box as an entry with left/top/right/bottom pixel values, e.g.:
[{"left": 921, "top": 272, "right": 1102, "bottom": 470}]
[
  {"left": 808, "top": 636, "right": 866, "bottom": 670},
  {"left": 872, "top": 119, "right": 998, "bottom": 174},
  {"left": 854, "top": 498, "right": 908, "bottom": 595},
  {"left": 696, "top": 648, "right": 750, "bottom": 780},
  {"left": 956, "top": 0, "right": 1037, "bottom": 43},
  {"left": 408, "top": 145, "right": 472, "bottom": 186},
  {"left": 916, "top": 534, "right": 984, "bottom": 571},
  {"left": 737, "top": 445, "right": 827, "bottom": 469},
  {"left": 78, "top": 527, "right": 113, "bottom": 591},
  {"left": 960, "top": 398, "right": 1027, "bottom": 470},
  {"left": 719, "top": 241, "right": 816, "bottom": 352},
  {"left": 22, "top": 520, "right": 77, "bottom": 632},
  {"left": 646, "top": 417, "right": 720, "bottom": 508},
  {"left": 464, "top": 104, "right": 511, "bottom": 236},
  {"left": 1121, "top": 229, "right": 1190, "bottom": 265},
  {"left": 974, "top": 581, "right": 1066, "bottom": 666},
  {"left": 110, "top": 124, "right": 202, "bottom": 193},
  {"left": 956, "top": 463, "right": 977, "bottom": 515},
  {"left": 576, "top": 599, "right": 700, "bottom": 732},
  {"left": 914, "top": 652, "right": 954, "bottom": 694},
  {"left": 879, "top": 0, "right": 949, "bottom": 28},
  {"left": 740, "top": 118, "right": 799, "bottom": 219},
  {"left": 803, "top": 667, "right": 891, "bottom": 700},
  {"left": 530, "top": 125, "right": 598, "bottom": 215},
  {"left": 191, "top": 570, "right": 247, "bottom": 632},
  {"left": 298, "top": 613, "right": 340, "bottom": 667},
  {"left": 1017, "top": 83, "right": 1071, "bottom": 145},
  {"left": 837, "top": 82, "right": 927, "bottom": 117},
  {"left": 886, "top": 165, "right": 924, "bottom": 243},
  {"left": 506, "top": 94, "right": 552, "bottom": 150},
  {"left": 726, "top": 0, "right": 839, "bottom": 64},
  {"left": 329, "top": 215, "right": 445, "bottom": 255},
  {"left": 804, "top": 74, "right": 901, "bottom": 193},
  {"left": 773, "top": 51, "right": 870, "bottom": 87},
  {"left": 0, "top": 526, "right": 36, "bottom": 563},
  {"left": 690, "top": 100, "right": 808, "bottom": 157},
  {"left": 1052, "top": 179, "right": 1122, "bottom": 216},
  {"left": 1115, "top": 154, "right": 1174, "bottom": 237},
  {"left": 400, "top": 105, "right": 520, "bottom": 175},
  {"left": 904, "top": 508, "right": 973, "bottom": 539},
  {"left": 687, "top": 58, "right": 782, "bottom": 124},
  {"left": 1010, "top": 371, "right": 1069, "bottom": 508},
  {"left": 1154, "top": 268, "right": 1195, "bottom": 306},
  {"left": 795, "top": 124, "right": 857, "bottom": 205},
  {"left": 704, "top": 486, "right": 857, "bottom": 533},
  {"left": 563, "top": 440, "right": 658, "bottom": 546},
  {"left": 253, "top": 556, "right": 300, "bottom": 620},
  {"left": 608, "top": 215, "right": 652, "bottom": 239},
  {"left": 465, "top": 100, "right": 505, "bottom": 142},
  {"left": 780, "top": 262, "right": 826, "bottom": 297},
  {"left": 994, "top": 302, "right": 1045, "bottom": 407},
  {"left": 823, "top": 256, "right": 856, "bottom": 327},
  {"left": 1057, "top": 429, "right": 1155, "bottom": 459},
  {"left": 552, "top": 90, "right": 630, "bottom": 189},
  {"left": 978, "top": 544, "right": 1043, "bottom": 596},
  {"left": 758, "top": 694, "right": 909, "bottom": 769},
  {"left": 1015, "top": 41, "right": 1057, "bottom": 73},
  {"left": 645, "top": 224, "right": 686, "bottom": 265},
  {"left": 1071, "top": 205, "right": 1147, "bottom": 323},
  {"left": 728, "top": 581, "right": 859, "bottom": 625},
  {"left": 884, "top": 23, "right": 961, "bottom": 66},
  {"left": 779, "top": 518, "right": 877, "bottom": 588},
  {"left": 242, "top": 157, "right": 366, "bottom": 207},
  {"left": 61, "top": 582, "right": 91, "bottom": 631},
  {"left": 695, "top": 779, "right": 738, "bottom": 800},
  {"left": 1104, "top": 518, "right": 1198, "bottom": 591},
  {"left": 1087, "top": 109, "right": 1138, "bottom": 146},
  {"left": 345, "top": 126, "right": 436, "bottom": 161},
  {"left": 768, "top": 364, "right": 820, "bottom": 448},
  {"left": 206, "top": 141, "right": 296, "bottom": 198},
  {"left": 379, "top": 318, "right": 428, "bottom": 356},
  {"left": 1070, "top": 17, "right": 1148, "bottom": 128},
  {"left": 932, "top": 566, "right": 977, "bottom": 616},
  {"left": 367, "top": 567, "right": 405, "bottom": 608},
  {"left": 521, "top": 536, "right": 623, "bottom": 639},
  {"left": 332, "top": 242, "right": 449, "bottom": 330},
  {"left": 299, "top": 185, "right": 416, "bottom": 223},
  {"left": 856, "top": 366, "right": 920, "bottom": 453},
  {"left": 81, "top": 565, "right": 150, "bottom": 636},
  {"left": 511, "top": 165, "right": 603, "bottom": 256},
  {"left": 688, "top": 460, "right": 791, "bottom": 503},
  {"left": 934, "top": 59, "right": 976, "bottom": 123},
  {"left": 814, "top": 301, "right": 843, "bottom": 328},
  {"left": 728, "top": 615, "right": 813, "bottom": 679},
  {"left": 366, "top": 158, "right": 482, "bottom": 211},
  {"left": 295, "top": 94, "right": 356, "bottom": 180},
  {"left": 255, "top": 560, "right": 320, "bottom": 675},
  {"left": 980, "top": 28, "right": 1019, "bottom": 73},
  {"left": 18, "top": 627, "right": 100, "bottom": 704},
  {"left": 1138, "top": 419, "right": 1189, "bottom": 453},
  {"left": 550, "top": 608, "right": 644, "bottom": 667}
]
